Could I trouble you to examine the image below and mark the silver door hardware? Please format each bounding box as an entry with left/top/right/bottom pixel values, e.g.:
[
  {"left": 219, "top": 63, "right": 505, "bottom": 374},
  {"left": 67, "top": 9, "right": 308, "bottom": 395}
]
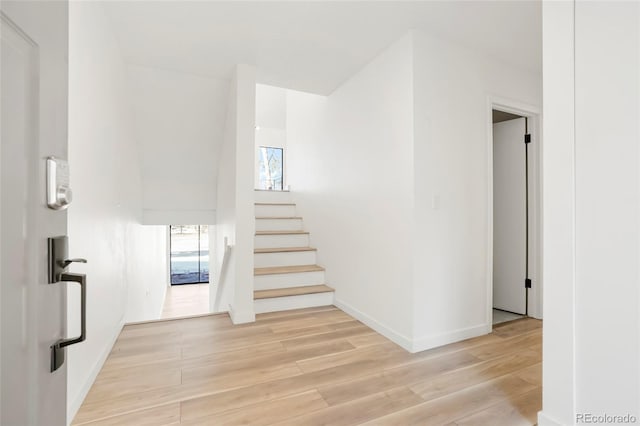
[
  {"left": 46, "top": 156, "right": 72, "bottom": 210},
  {"left": 48, "top": 236, "right": 87, "bottom": 372}
]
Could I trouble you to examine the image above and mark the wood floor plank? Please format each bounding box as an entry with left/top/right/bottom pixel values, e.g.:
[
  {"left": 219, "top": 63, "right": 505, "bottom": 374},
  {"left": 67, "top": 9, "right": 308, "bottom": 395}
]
[
  {"left": 182, "top": 339, "right": 355, "bottom": 380},
  {"left": 255, "top": 305, "right": 339, "bottom": 321},
  {"left": 85, "top": 368, "right": 182, "bottom": 401},
  {"left": 347, "top": 332, "right": 393, "bottom": 348},
  {"left": 450, "top": 386, "right": 542, "bottom": 426},
  {"left": 467, "top": 329, "right": 541, "bottom": 360},
  {"left": 492, "top": 318, "right": 542, "bottom": 338},
  {"left": 512, "top": 362, "right": 543, "bottom": 386},
  {"left": 295, "top": 342, "right": 404, "bottom": 373},
  {"left": 410, "top": 349, "right": 541, "bottom": 401},
  {"left": 179, "top": 341, "right": 287, "bottom": 368},
  {"left": 280, "top": 323, "right": 376, "bottom": 348},
  {"left": 100, "top": 347, "right": 182, "bottom": 372},
  {"left": 179, "top": 358, "right": 399, "bottom": 422},
  {"left": 181, "top": 361, "right": 304, "bottom": 389},
  {"left": 362, "top": 374, "right": 537, "bottom": 426},
  {"left": 78, "top": 403, "right": 180, "bottom": 426},
  {"left": 268, "top": 315, "right": 354, "bottom": 333},
  {"left": 161, "top": 283, "right": 209, "bottom": 319},
  {"left": 179, "top": 321, "right": 363, "bottom": 359},
  {"left": 74, "top": 308, "right": 542, "bottom": 426},
  {"left": 181, "top": 390, "right": 328, "bottom": 426},
  {"left": 274, "top": 387, "right": 423, "bottom": 426},
  {"left": 318, "top": 350, "right": 480, "bottom": 406}
]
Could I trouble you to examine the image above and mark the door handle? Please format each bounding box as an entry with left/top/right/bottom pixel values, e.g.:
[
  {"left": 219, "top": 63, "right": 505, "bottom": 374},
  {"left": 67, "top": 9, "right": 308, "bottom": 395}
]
[
  {"left": 51, "top": 272, "right": 86, "bottom": 372},
  {"left": 60, "top": 258, "right": 87, "bottom": 268}
]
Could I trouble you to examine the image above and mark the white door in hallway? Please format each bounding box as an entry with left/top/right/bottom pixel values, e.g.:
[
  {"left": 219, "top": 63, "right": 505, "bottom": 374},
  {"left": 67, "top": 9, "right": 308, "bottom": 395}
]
[
  {"left": 1, "top": 1, "right": 69, "bottom": 424},
  {"left": 493, "top": 117, "right": 527, "bottom": 315}
]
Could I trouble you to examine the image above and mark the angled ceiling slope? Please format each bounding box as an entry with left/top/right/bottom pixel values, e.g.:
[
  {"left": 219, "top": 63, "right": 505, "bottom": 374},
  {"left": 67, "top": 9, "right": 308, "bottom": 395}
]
[{"left": 103, "top": 1, "right": 541, "bottom": 95}]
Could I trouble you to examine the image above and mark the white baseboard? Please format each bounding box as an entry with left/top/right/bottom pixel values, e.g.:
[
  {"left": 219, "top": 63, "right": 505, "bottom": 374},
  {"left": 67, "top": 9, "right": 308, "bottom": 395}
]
[
  {"left": 411, "top": 322, "right": 491, "bottom": 353},
  {"left": 537, "top": 411, "right": 567, "bottom": 426},
  {"left": 334, "top": 299, "right": 491, "bottom": 354},
  {"left": 334, "top": 298, "right": 412, "bottom": 352},
  {"left": 67, "top": 320, "right": 124, "bottom": 425},
  {"left": 229, "top": 304, "right": 255, "bottom": 324}
]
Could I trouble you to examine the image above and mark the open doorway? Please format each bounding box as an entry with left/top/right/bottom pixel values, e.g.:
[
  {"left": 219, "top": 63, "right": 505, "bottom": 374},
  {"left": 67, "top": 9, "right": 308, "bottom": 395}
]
[
  {"left": 489, "top": 102, "right": 541, "bottom": 327},
  {"left": 161, "top": 225, "right": 211, "bottom": 318}
]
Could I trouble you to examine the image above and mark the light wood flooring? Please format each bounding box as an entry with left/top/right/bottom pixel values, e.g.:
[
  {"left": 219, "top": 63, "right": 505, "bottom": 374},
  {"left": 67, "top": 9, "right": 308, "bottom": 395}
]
[
  {"left": 74, "top": 306, "right": 542, "bottom": 425},
  {"left": 161, "top": 284, "right": 210, "bottom": 319}
]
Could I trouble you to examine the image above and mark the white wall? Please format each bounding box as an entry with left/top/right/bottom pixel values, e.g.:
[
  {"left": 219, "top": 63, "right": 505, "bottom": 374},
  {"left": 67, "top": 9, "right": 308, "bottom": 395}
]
[
  {"left": 213, "top": 65, "right": 256, "bottom": 323},
  {"left": 286, "top": 30, "right": 541, "bottom": 352},
  {"left": 411, "top": 30, "right": 541, "bottom": 350},
  {"left": 127, "top": 64, "right": 228, "bottom": 223},
  {"left": 287, "top": 34, "right": 416, "bottom": 348},
  {"left": 68, "top": 2, "right": 167, "bottom": 421},
  {"left": 540, "top": 2, "right": 640, "bottom": 425},
  {"left": 574, "top": 2, "right": 639, "bottom": 419},
  {"left": 539, "top": 2, "right": 576, "bottom": 424}
]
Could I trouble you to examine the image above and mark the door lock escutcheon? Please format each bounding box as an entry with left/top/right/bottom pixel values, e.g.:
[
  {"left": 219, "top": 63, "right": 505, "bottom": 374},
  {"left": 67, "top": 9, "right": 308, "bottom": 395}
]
[{"left": 48, "top": 236, "right": 87, "bottom": 372}]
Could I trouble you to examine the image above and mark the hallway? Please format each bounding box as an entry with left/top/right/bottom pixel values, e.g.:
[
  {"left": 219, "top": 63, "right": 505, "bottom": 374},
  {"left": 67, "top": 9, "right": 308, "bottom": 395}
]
[
  {"left": 161, "top": 284, "right": 210, "bottom": 319},
  {"left": 74, "top": 307, "right": 541, "bottom": 425}
]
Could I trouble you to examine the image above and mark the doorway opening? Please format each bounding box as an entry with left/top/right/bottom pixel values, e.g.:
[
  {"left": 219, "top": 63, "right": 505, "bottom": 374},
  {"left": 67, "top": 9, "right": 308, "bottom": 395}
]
[
  {"left": 488, "top": 100, "right": 542, "bottom": 328},
  {"left": 162, "top": 225, "right": 210, "bottom": 319},
  {"left": 169, "top": 225, "right": 209, "bottom": 285}
]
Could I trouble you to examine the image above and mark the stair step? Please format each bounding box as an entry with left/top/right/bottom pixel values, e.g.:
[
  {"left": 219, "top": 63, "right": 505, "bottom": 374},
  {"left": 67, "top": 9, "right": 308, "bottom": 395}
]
[
  {"left": 255, "top": 216, "right": 302, "bottom": 220},
  {"left": 255, "top": 203, "right": 297, "bottom": 218},
  {"left": 256, "top": 217, "right": 303, "bottom": 232},
  {"left": 255, "top": 230, "right": 309, "bottom": 235},
  {"left": 255, "top": 232, "right": 310, "bottom": 249},
  {"left": 254, "top": 264, "right": 325, "bottom": 276},
  {"left": 254, "top": 247, "right": 317, "bottom": 254},
  {"left": 254, "top": 285, "right": 334, "bottom": 300}
]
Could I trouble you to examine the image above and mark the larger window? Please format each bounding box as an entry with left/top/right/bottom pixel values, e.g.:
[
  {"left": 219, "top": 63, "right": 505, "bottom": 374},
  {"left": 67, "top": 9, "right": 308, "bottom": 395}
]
[
  {"left": 169, "top": 225, "right": 209, "bottom": 285},
  {"left": 258, "top": 146, "right": 284, "bottom": 190}
]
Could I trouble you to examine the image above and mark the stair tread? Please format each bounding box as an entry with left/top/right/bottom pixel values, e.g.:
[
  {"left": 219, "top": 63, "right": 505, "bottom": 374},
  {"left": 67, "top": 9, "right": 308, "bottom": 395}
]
[
  {"left": 255, "top": 216, "right": 302, "bottom": 220},
  {"left": 254, "top": 284, "right": 334, "bottom": 300},
  {"left": 255, "top": 202, "right": 296, "bottom": 206},
  {"left": 256, "top": 230, "right": 309, "bottom": 235},
  {"left": 254, "top": 247, "right": 317, "bottom": 254},
  {"left": 254, "top": 264, "right": 325, "bottom": 275}
]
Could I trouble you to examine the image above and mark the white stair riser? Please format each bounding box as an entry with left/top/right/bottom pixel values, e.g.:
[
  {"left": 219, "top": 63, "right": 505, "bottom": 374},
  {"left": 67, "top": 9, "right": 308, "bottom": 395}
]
[
  {"left": 254, "top": 292, "right": 334, "bottom": 314},
  {"left": 254, "top": 190, "right": 293, "bottom": 204},
  {"left": 254, "top": 250, "right": 317, "bottom": 268},
  {"left": 255, "top": 204, "right": 296, "bottom": 218},
  {"left": 255, "top": 218, "right": 303, "bottom": 232},
  {"left": 254, "top": 233, "right": 309, "bottom": 249},
  {"left": 254, "top": 270, "right": 325, "bottom": 290}
]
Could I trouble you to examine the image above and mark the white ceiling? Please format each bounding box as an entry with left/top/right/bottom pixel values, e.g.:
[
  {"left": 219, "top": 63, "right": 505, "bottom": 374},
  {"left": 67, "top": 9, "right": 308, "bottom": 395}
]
[{"left": 103, "top": 1, "right": 541, "bottom": 95}]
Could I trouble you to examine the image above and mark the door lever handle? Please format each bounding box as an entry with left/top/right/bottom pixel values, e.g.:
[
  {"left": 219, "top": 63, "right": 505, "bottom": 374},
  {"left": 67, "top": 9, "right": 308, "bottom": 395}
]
[
  {"left": 51, "top": 272, "right": 86, "bottom": 372},
  {"left": 60, "top": 258, "right": 87, "bottom": 268}
]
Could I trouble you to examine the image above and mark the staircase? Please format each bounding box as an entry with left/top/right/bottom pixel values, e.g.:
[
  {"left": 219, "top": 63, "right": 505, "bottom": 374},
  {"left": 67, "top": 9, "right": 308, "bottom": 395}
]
[{"left": 253, "top": 190, "right": 334, "bottom": 314}]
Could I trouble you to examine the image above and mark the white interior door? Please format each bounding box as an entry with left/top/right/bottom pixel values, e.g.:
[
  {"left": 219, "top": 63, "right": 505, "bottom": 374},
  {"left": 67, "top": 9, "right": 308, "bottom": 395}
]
[
  {"left": 493, "top": 117, "right": 527, "bottom": 315},
  {"left": 1, "top": 1, "right": 69, "bottom": 425}
]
